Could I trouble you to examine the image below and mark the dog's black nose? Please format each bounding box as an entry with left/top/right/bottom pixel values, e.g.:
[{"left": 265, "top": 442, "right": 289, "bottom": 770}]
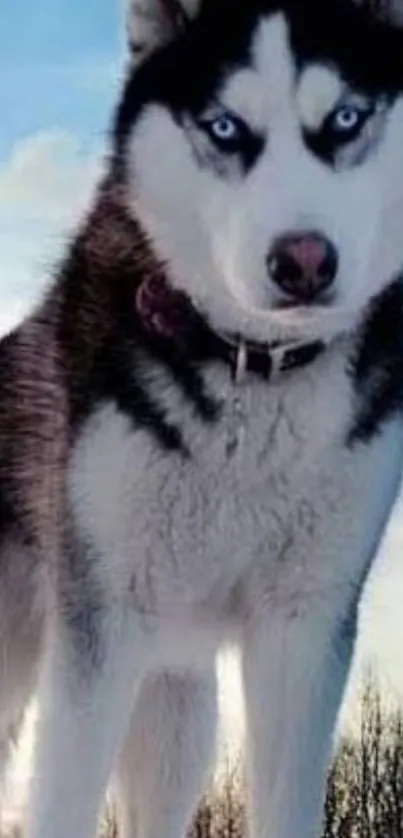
[{"left": 267, "top": 231, "right": 338, "bottom": 302}]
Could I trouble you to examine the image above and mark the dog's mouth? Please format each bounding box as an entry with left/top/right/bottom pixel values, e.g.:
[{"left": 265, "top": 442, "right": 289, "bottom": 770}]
[
  {"left": 271, "top": 287, "right": 338, "bottom": 312},
  {"left": 207, "top": 279, "right": 358, "bottom": 352}
]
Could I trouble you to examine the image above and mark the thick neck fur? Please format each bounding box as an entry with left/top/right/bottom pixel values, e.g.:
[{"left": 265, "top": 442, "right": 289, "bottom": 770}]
[
  {"left": 54, "top": 177, "right": 403, "bottom": 444},
  {"left": 1, "top": 175, "right": 403, "bottom": 551},
  {"left": 54, "top": 178, "right": 165, "bottom": 428},
  {"left": 0, "top": 179, "right": 159, "bottom": 548}
]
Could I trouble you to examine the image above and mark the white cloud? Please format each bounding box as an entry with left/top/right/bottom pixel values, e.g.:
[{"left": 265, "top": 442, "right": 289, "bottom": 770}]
[
  {"left": 0, "top": 129, "right": 103, "bottom": 332},
  {"left": 0, "top": 129, "right": 102, "bottom": 224}
]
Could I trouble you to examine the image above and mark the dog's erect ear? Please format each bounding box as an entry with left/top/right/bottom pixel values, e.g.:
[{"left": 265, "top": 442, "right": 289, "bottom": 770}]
[{"left": 127, "top": 0, "right": 201, "bottom": 63}]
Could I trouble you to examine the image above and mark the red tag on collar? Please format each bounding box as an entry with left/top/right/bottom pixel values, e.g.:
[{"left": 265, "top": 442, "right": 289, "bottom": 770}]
[{"left": 135, "top": 277, "right": 192, "bottom": 339}]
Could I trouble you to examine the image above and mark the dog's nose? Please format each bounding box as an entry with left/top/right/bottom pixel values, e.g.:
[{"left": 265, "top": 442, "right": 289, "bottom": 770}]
[{"left": 267, "top": 231, "right": 338, "bottom": 302}]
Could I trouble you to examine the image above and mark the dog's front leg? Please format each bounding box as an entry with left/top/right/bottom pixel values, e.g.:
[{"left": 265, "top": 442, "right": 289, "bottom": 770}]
[
  {"left": 242, "top": 602, "right": 354, "bottom": 838},
  {"left": 26, "top": 598, "right": 146, "bottom": 838}
]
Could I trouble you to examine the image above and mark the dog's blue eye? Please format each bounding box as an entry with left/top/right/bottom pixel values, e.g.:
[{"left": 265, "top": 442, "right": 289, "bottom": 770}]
[
  {"left": 198, "top": 112, "right": 264, "bottom": 170},
  {"left": 332, "top": 106, "right": 361, "bottom": 133},
  {"left": 210, "top": 116, "right": 238, "bottom": 141},
  {"left": 203, "top": 114, "right": 244, "bottom": 149},
  {"left": 329, "top": 104, "right": 374, "bottom": 142}
]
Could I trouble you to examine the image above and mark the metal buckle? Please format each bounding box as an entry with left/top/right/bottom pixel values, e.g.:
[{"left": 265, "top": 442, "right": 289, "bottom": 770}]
[
  {"left": 235, "top": 340, "right": 248, "bottom": 385},
  {"left": 231, "top": 336, "right": 324, "bottom": 385},
  {"left": 268, "top": 344, "right": 288, "bottom": 380},
  {"left": 268, "top": 341, "right": 306, "bottom": 380}
]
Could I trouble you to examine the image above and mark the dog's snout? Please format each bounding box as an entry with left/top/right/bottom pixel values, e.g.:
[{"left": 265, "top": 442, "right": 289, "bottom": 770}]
[{"left": 267, "top": 231, "right": 338, "bottom": 302}]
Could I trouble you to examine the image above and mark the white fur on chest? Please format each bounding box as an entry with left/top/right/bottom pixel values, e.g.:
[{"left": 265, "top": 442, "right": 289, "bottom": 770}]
[{"left": 68, "top": 350, "right": 402, "bottom": 630}]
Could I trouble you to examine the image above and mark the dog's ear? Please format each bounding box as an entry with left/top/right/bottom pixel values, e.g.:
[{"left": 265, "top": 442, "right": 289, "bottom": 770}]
[{"left": 127, "top": 0, "right": 201, "bottom": 64}]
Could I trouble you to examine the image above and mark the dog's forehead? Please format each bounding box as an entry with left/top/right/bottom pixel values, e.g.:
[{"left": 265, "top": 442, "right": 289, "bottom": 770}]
[
  {"left": 116, "top": 0, "right": 402, "bottom": 152},
  {"left": 219, "top": 14, "right": 295, "bottom": 127},
  {"left": 297, "top": 66, "right": 343, "bottom": 129},
  {"left": 218, "top": 13, "right": 343, "bottom": 129}
]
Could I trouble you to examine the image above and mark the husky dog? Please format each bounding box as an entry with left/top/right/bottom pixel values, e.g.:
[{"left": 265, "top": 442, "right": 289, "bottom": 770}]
[{"left": 1, "top": 0, "right": 403, "bottom": 837}]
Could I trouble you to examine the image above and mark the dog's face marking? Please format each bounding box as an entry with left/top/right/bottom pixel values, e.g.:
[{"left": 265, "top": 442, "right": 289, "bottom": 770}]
[
  {"left": 118, "top": 0, "right": 403, "bottom": 343},
  {"left": 297, "top": 66, "right": 344, "bottom": 132},
  {"left": 298, "top": 66, "right": 390, "bottom": 169}
]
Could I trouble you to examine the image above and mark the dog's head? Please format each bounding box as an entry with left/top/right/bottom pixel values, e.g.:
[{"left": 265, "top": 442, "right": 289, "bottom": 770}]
[{"left": 112, "top": 0, "right": 403, "bottom": 344}]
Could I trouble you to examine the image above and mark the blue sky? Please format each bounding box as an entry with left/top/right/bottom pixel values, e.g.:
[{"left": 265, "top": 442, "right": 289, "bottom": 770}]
[
  {"left": 1, "top": 0, "right": 403, "bottom": 712},
  {"left": 0, "top": 0, "right": 124, "bottom": 331},
  {"left": 0, "top": 0, "right": 121, "bottom": 161}
]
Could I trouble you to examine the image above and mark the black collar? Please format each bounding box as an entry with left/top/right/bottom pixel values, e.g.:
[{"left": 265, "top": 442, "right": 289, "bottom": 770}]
[
  {"left": 135, "top": 276, "right": 325, "bottom": 382},
  {"left": 212, "top": 333, "right": 325, "bottom": 384}
]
